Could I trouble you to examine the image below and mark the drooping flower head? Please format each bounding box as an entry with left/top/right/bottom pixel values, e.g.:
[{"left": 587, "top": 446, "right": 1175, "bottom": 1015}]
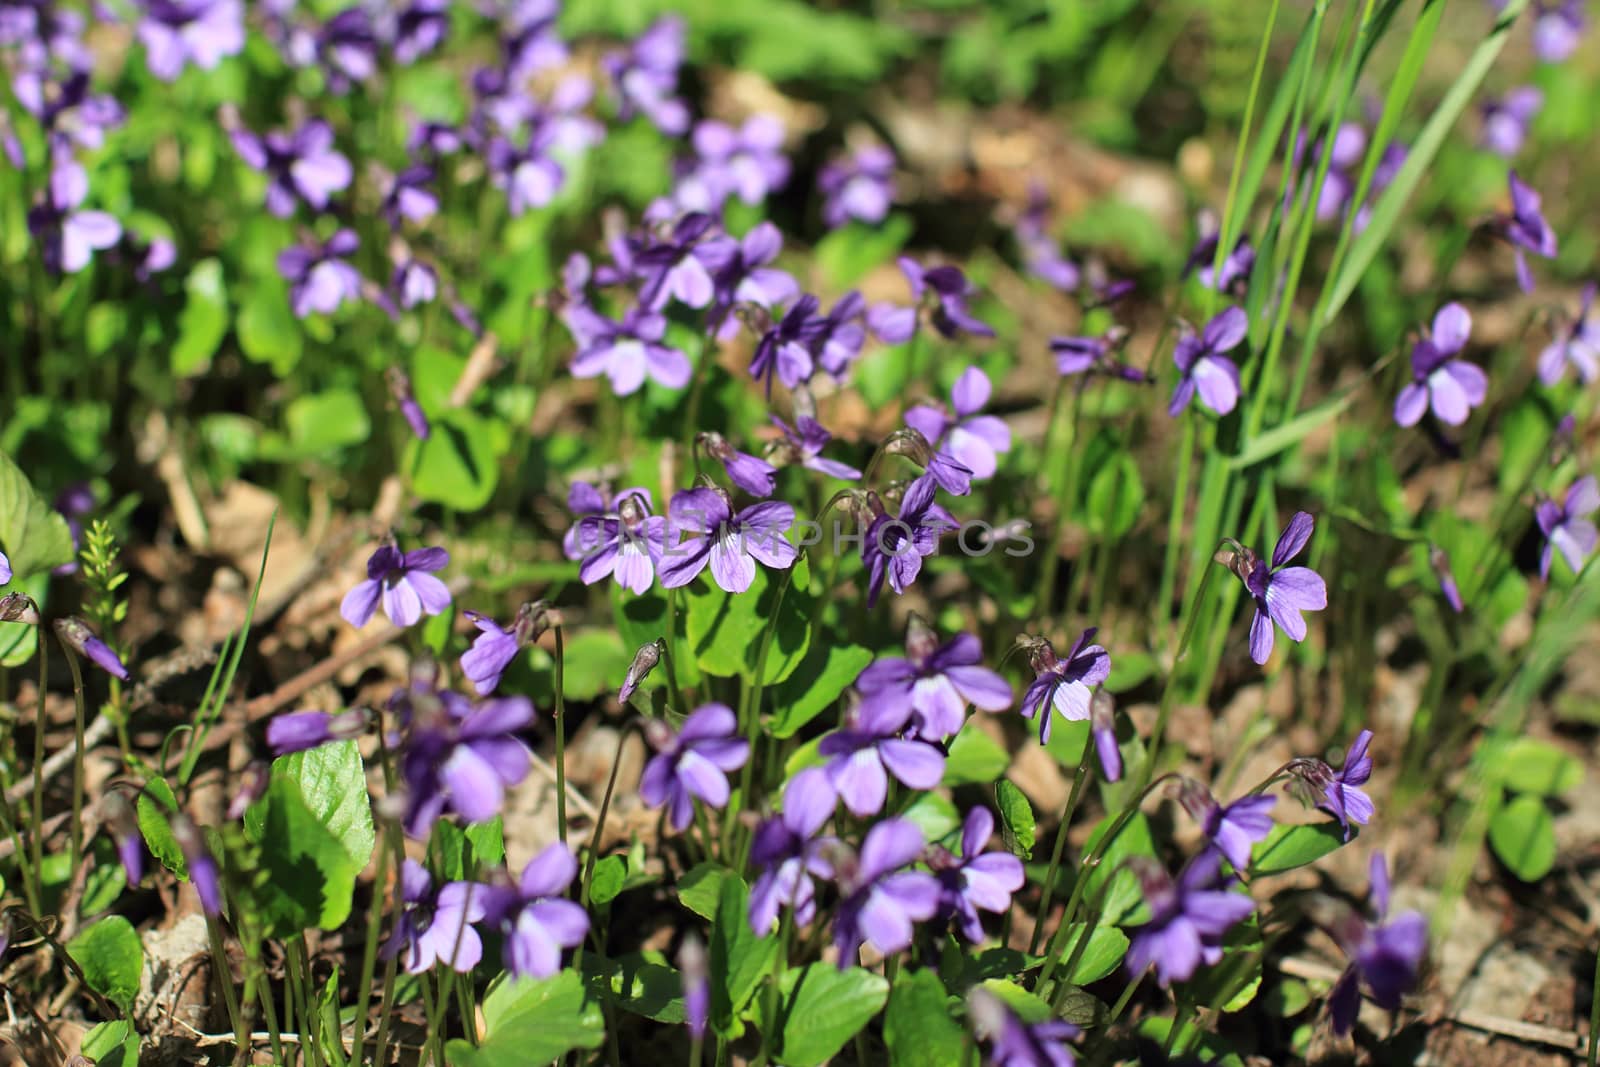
[
  {"left": 854, "top": 615, "right": 1011, "bottom": 742},
  {"left": 769, "top": 414, "right": 862, "bottom": 481},
  {"left": 1169, "top": 307, "right": 1246, "bottom": 417},
  {"left": 658, "top": 487, "right": 797, "bottom": 595},
  {"left": 1309, "top": 729, "right": 1375, "bottom": 840},
  {"left": 1535, "top": 475, "right": 1599, "bottom": 579},
  {"left": 679, "top": 933, "right": 709, "bottom": 1040},
  {"left": 266, "top": 707, "right": 370, "bottom": 756},
  {"left": 1019, "top": 630, "right": 1112, "bottom": 745},
  {"left": 639, "top": 704, "right": 751, "bottom": 832},
  {"left": 53, "top": 616, "right": 130, "bottom": 680},
  {"left": 1222, "top": 511, "right": 1328, "bottom": 666},
  {"left": 170, "top": 813, "right": 224, "bottom": 917},
  {"left": 341, "top": 542, "right": 451, "bottom": 629},
  {"left": 929, "top": 807, "right": 1026, "bottom": 943},
  {"left": 1089, "top": 688, "right": 1121, "bottom": 783},
  {"left": 697, "top": 432, "right": 778, "bottom": 498},
  {"left": 1326, "top": 853, "right": 1428, "bottom": 1035},
  {"left": 905, "top": 367, "right": 1013, "bottom": 482},
  {"left": 460, "top": 602, "right": 550, "bottom": 696},
  {"left": 748, "top": 767, "right": 839, "bottom": 935},
  {"left": 1394, "top": 303, "right": 1486, "bottom": 427},
  {"left": 832, "top": 817, "right": 941, "bottom": 967},
  {"left": 1050, "top": 328, "right": 1148, "bottom": 384},
  {"left": 1124, "top": 851, "right": 1255, "bottom": 988}
]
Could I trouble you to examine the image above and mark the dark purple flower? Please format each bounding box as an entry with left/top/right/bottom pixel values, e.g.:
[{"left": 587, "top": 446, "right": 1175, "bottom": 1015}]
[
  {"left": 500, "top": 0, "right": 567, "bottom": 82},
  {"left": 749, "top": 767, "right": 838, "bottom": 934},
  {"left": 770, "top": 415, "right": 861, "bottom": 481},
  {"left": 659, "top": 488, "right": 796, "bottom": 594},
  {"left": 128, "top": 232, "right": 177, "bottom": 282},
  {"left": 102, "top": 792, "right": 145, "bottom": 886},
  {"left": 1429, "top": 545, "right": 1464, "bottom": 613},
  {"left": 1536, "top": 475, "right": 1599, "bottom": 579},
  {"left": 1169, "top": 307, "right": 1245, "bottom": 417},
  {"left": 1050, "top": 329, "right": 1147, "bottom": 383},
  {"left": 698, "top": 432, "right": 778, "bottom": 497},
  {"left": 1314, "top": 123, "right": 1368, "bottom": 223},
  {"left": 899, "top": 258, "right": 995, "bottom": 340},
  {"left": 1177, "top": 780, "right": 1277, "bottom": 871},
  {"left": 409, "top": 119, "right": 464, "bottom": 158},
  {"left": 566, "top": 489, "right": 667, "bottom": 594},
  {"left": 905, "top": 367, "right": 1012, "bottom": 481},
  {"left": 232, "top": 119, "right": 352, "bottom": 219},
  {"left": 1327, "top": 853, "right": 1427, "bottom": 1035},
  {"left": 832, "top": 817, "right": 941, "bottom": 966},
  {"left": 27, "top": 157, "right": 120, "bottom": 275},
  {"left": 1493, "top": 171, "right": 1558, "bottom": 292},
  {"left": 639, "top": 704, "right": 751, "bottom": 832},
  {"left": 1019, "top": 630, "right": 1112, "bottom": 745},
  {"left": 636, "top": 213, "right": 720, "bottom": 312},
  {"left": 171, "top": 814, "right": 223, "bottom": 916},
  {"left": 1012, "top": 183, "right": 1080, "bottom": 292},
  {"left": 1532, "top": 0, "right": 1586, "bottom": 63},
  {"left": 968, "top": 987, "right": 1080, "bottom": 1067},
  {"left": 341, "top": 543, "right": 452, "bottom": 629},
  {"left": 461, "top": 603, "right": 546, "bottom": 696},
  {"left": 266, "top": 708, "right": 369, "bottom": 755},
  {"left": 1226, "top": 511, "right": 1328, "bottom": 665},
  {"left": 392, "top": 0, "right": 449, "bottom": 64},
  {"left": 813, "top": 292, "right": 869, "bottom": 379},
  {"left": 1125, "top": 851, "right": 1255, "bottom": 987},
  {"left": 392, "top": 259, "right": 438, "bottom": 310},
  {"left": 749, "top": 295, "right": 822, "bottom": 393},
  {"left": 315, "top": 7, "right": 380, "bottom": 91},
  {"left": 930, "top": 807, "right": 1025, "bottom": 943},
  {"left": 819, "top": 706, "right": 945, "bottom": 818},
  {"left": 702, "top": 222, "right": 798, "bottom": 337},
  {"left": 1480, "top": 87, "right": 1542, "bottom": 158},
  {"left": 278, "top": 230, "right": 362, "bottom": 319},
  {"left": 602, "top": 15, "right": 689, "bottom": 136},
  {"left": 135, "top": 0, "right": 244, "bottom": 81},
  {"left": 400, "top": 692, "right": 534, "bottom": 836},
  {"left": 1317, "top": 729, "right": 1375, "bottom": 838},
  {"left": 819, "top": 145, "right": 896, "bottom": 229},
  {"left": 383, "top": 860, "right": 488, "bottom": 973},
  {"left": 854, "top": 616, "right": 1011, "bottom": 742},
  {"left": 54, "top": 616, "right": 130, "bottom": 680},
  {"left": 1537, "top": 283, "right": 1599, "bottom": 386},
  {"left": 862, "top": 476, "right": 958, "bottom": 608},
  {"left": 483, "top": 842, "right": 589, "bottom": 979},
  {"left": 1182, "top": 216, "right": 1255, "bottom": 295},
  {"left": 13, "top": 69, "right": 124, "bottom": 153},
  {"left": 568, "top": 306, "right": 691, "bottom": 396},
  {"left": 1395, "top": 303, "right": 1485, "bottom": 427}
]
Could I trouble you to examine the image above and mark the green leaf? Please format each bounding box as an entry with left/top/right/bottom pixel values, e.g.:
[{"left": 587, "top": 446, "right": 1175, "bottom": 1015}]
[
  {"left": 1226, "top": 391, "right": 1356, "bottom": 471},
  {"left": 900, "top": 791, "right": 960, "bottom": 845},
  {"left": 995, "top": 781, "right": 1035, "bottom": 861},
  {"left": 710, "top": 873, "right": 778, "bottom": 1037},
  {"left": 943, "top": 722, "right": 1011, "bottom": 787},
  {"left": 81, "top": 838, "right": 129, "bottom": 915},
  {"left": 1250, "top": 821, "right": 1353, "bottom": 876},
  {"left": 976, "top": 979, "right": 1052, "bottom": 1023},
  {"left": 246, "top": 740, "right": 375, "bottom": 935},
  {"left": 406, "top": 408, "right": 503, "bottom": 511},
  {"left": 138, "top": 777, "right": 187, "bottom": 880},
  {"left": 1084, "top": 452, "right": 1143, "bottom": 537},
  {"left": 171, "top": 258, "right": 229, "bottom": 375},
  {"left": 1496, "top": 738, "right": 1583, "bottom": 796},
  {"left": 446, "top": 970, "right": 605, "bottom": 1067},
  {"left": 0, "top": 446, "right": 76, "bottom": 578},
  {"left": 283, "top": 389, "right": 371, "bottom": 457},
  {"left": 67, "top": 915, "right": 144, "bottom": 1010},
  {"left": 611, "top": 588, "right": 702, "bottom": 687},
  {"left": 590, "top": 855, "right": 627, "bottom": 907},
  {"left": 883, "top": 968, "right": 964, "bottom": 1067},
  {"left": 679, "top": 863, "right": 729, "bottom": 921},
  {"left": 815, "top": 215, "right": 913, "bottom": 288},
  {"left": 776, "top": 965, "right": 890, "bottom": 1067},
  {"left": 1488, "top": 794, "right": 1557, "bottom": 882},
  {"left": 1081, "top": 812, "right": 1157, "bottom": 925},
  {"left": 684, "top": 566, "right": 811, "bottom": 684},
  {"left": 1058, "top": 923, "right": 1131, "bottom": 985},
  {"left": 236, "top": 281, "right": 302, "bottom": 375},
  {"left": 81, "top": 1020, "right": 140, "bottom": 1067},
  {"left": 433, "top": 817, "right": 505, "bottom": 881},
  {"left": 770, "top": 642, "right": 874, "bottom": 738},
  {"left": 555, "top": 628, "right": 631, "bottom": 702},
  {"left": 581, "top": 952, "right": 685, "bottom": 1024}
]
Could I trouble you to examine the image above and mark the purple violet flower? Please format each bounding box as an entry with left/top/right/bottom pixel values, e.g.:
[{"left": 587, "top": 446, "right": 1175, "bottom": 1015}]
[
  {"left": 698, "top": 432, "right": 778, "bottom": 497},
  {"left": 0, "top": 550, "right": 10, "bottom": 585},
  {"left": 382, "top": 165, "right": 439, "bottom": 228},
  {"left": 854, "top": 616, "right": 1012, "bottom": 742},
  {"left": 232, "top": 119, "right": 352, "bottom": 219},
  {"left": 702, "top": 221, "right": 799, "bottom": 337},
  {"left": 1493, "top": 171, "right": 1558, "bottom": 293},
  {"left": 818, "top": 704, "right": 946, "bottom": 818},
  {"left": 770, "top": 415, "right": 862, "bottom": 481},
  {"left": 1019, "top": 630, "right": 1112, "bottom": 745},
  {"left": 1169, "top": 307, "right": 1245, "bottom": 417},
  {"left": 1318, "top": 729, "right": 1375, "bottom": 839},
  {"left": 484, "top": 843, "right": 589, "bottom": 980},
  {"left": 1182, "top": 216, "right": 1255, "bottom": 295},
  {"left": 1226, "top": 511, "right": 1328, "bottom": 665},
  {"left": 1532, "top": 0, "right": 1586, "bottom": 63},
  {"left": 386, "top": 365, "right": 431, "bottom": 439},
  {"left": 680, "top": 935, "right": 709, "bottom": 1040},
  {"left": 1394, "top": 303, "right": 1486, "bottom": 427},
  {"left": 899, "top": 258, "right": 996, "bottom": 340},
  {"left": 27, "top": 157, "right": 120, "bottom": 275},
  {"left": 930, "top": 807, "right": 1026, "bottom": 943},
  {"left": 1051, "top": 330, "right": 1147, "bottom": 383},
  {"left": 1536, "top": 475, "right": 1599, "bottom": 579},
  {"left": 1327, "top": 853, "right": 1428, "bottom": 1036},
  {"left": 485, "top": 130, "right": 566, "bottom": 216},
  {"left": 315, "top": 6, "right": 380, "bottom": 91},
  {"left": 1177, "top": 780, "right": 1277, "bottom": 872},
  {"left": 278, "top": 230, "right": 363, "bottom": 319},
  {"left": 749, "top": 767, "right": 838, "bottom": 935},
  {"left": 819, "top": 145, "right": 896, "bottom": 229},
  {"left": 565, "top": 489, "right": 667, "bottom": 594},
  {"left": 832, "top": 817, "right": 941, "bottom": 967},
  {"left": 1429, "top": 545, "right": 1464, "bottom": 613},
  {"left": 171, "top": 814, "right": 224, "bottom": 916},
  {"left": 749, "top": 295, "right": 822, "bottom": 393},
  {"left": 266, "top": 708, "right": 369, "bottom": 756},
  {"left": 905, "top": 367, "right": 1013, "bottom": 481},
  {"left": 393, "top": 259, "right": 439, "bottom": 310},
  {"left": 687, "top": 115, "right": 790, "bottom": 208},
  {"left": 400, "top": 692, "right": 534, "bottom": 836},
  {"left": 813, "top": 292, "right": 870, "bottom": 380},
  {"left": 602, "top": 15, "right": 689, "bottom": 136},
  {"left": 1125, "top": 850, "right": 1255, "bottom": 987},
  {"left": 54, "top": 616, "right": 130, "bottom": 680},
  {"left": 341, "top": 543, "right": 452, "bottom": 629},
  {"left": 1090, "top": 689, "right": 1121, "bottom": 783},
  {"left": 392, "top": 0, "right": 449, "bottom": 65},
  {"left": 568, "top": 306, "right": 691, "bottom": 395},
  {"left": 135, "top": 0, "right": 244, "bottom": 82},
  {"left": 639, "top": 704, "right": 751, "bottom": 832},
  {"left": 1314, "top": 123, "right": 1368, "bottom": 223},
  {"left": 1537, "top": 283, "right": 1599, "bottom": 386},
  {"left": 636, "top": 213, "right": 720, "bottom": 312},
  {"left": 1481, "top": 87, "right": 1542, "bottom": 158},
  {"left": 968, "top": 986, "right": 1081, "bottom": 1067},
  {"left": 461, "top": 603, "right": 546, "bottom": 695},
  {"left": 658, "top": 487, "right": 797, "bottom": 594},
  {"left": 383, "top": 861, "right": 487, "bottom": 974},
  {"left": 861, "top": 476, "right": 958, "bottom": 608},
  {"left": 1013, "top": 183, "right": 1080, "bottom": 292}
]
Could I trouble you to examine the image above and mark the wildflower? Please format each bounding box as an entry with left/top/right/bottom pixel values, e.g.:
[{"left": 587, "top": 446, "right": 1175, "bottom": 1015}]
[
  {"left": 383, "top": 860, "right": 488, "bottom": 973},
  {"left": 27, "top": 156, "right": 120, "bottom": 275},
  {"left": 399, "top": 692, "right": 534, "bottom": 836},
  {"left": 384, "top": 366, "right": 431, "bottom": 442},
  {"left": 698, "top": 432, "right": 778, "bottom": 498},
  {"left": 1224, "top": 511, "right": 1328, "bottom": 665},
  {"left": 1536, "top": 475, "right": 1599, "bottom": 579},
  {"left": 905, "top": 367, "right": 1013, "bottom": 481},
  {"left": 1318, "top": 729, "right": 1375, "bottom": 839},
  {"left": 231, "top": 119, "right": 352, "bottom": 219},
  {"left": 1090, "top": 689, "right": 1121, "bottom": 783},
  {"left": 485, "top": 843, "right": 589, "bottom": 980},
  {"left": 1314, "top": 123, "right": 1368, "bottom": 223},
  {"left": 226, "top": 761, "right": 270, "bottom": 821},
  {"left": 618, "top": 638, "right": 664, "bottom": 705},
  {"left": 171, "top": 814, "right": 224, "bottom": 917},
  {"left": 639, "top": 704, "right": 751, "bottom": 832},
  {"left": 659, "top": 487, "right": 797, "bottom": 594},
  {"left": 861, "top": 477, "right": 958, "bottom": 608},
  {"left": 898, "top": 258, "right": 995, "bottom": 340},
  {"left": 749, "top": 767, "right": 839, "bottom": 934},
  {"left": 813, "top": 292, "right": 870, "bottom": 379},
  {"left": 866, "top": 300, "right": 918, "bottom": 346},
  {"left": 569, "top": 490, "right": 668, "bottom": 595},
  {"left": 854, "top": 615, "right": 1011, "bottom": 742},
  {"left": 1183, "top": 219, "right": 1255, "bottom": 296},
  {"left": 1125, "top": 851, "right": 1255, "bottom": 987},
  {"left": 391, "top": 0, "right": 449, "bottom": 65},
  {"left": 278, "top": 230, "right": 363, "bottom": 319},
  {"left": 134, "top": 0, "right": 245, "bottom": 82},
  {"left": 1019, "top": 630, "right": 1112, "bottom": 745},
  {"left": 381, "top": 165, "right": 439, "bottom": 228},
  {"left": 1177, "top": 780, "right": 1277, "bottom": 872},
  {"left": 819, "top": 145, "right": 896, "bottom": 229},
  {"left": 1169, "top": 307, "right": 1245, "bottom": 417},
  {"left": 1480, "top": 87, "right": 1542, "bottom": 158},
  {"left": 266, "top": 708, "right": 370, "bottom": 755},
  {"left": 1050, "top": 329, "right": 1147, "bottom": 383},
  {"left": 569, "top": 307, "right": 692, "bottom": 396},
  {"left": 0, "top": 550, "right": 9, "bottom": 585},
  {"left": 1531, "top": 0, "right": 1586, "bottom": 63},
  {"left": 102, "top": 792, "right": 145, "bottom": 885},
  {"left": 636, "top": 213, "right": 720, "bottom": 312},
  {"left": 819, "top": 704, "right": 946, "bottom": 817},
  {"left": 1429, "top": 546, "right": 1464, "bottom": 613},
  {"left": 749, "top": 295, "right": 822, "bottom": 393},
  {"left": 1492, "top": 171, "right": 1558, "bottom": 292},
  {"left": 1013, "top": 183, "right": 1080, "bottom": 292},
  {"left": 1537, "top": 283, "right": 1599, "bottom": 386},
  {"left": 312, "top": 6, "right": 380, "bottom": 91},
  {"left": 688, "top": 115, "right": 790, "bottom": 208},
  {"left": 833, "top": 817, "right": 941, "bottom": 966},
  {"left": 703, "top": 221, "right": 798, "bottom": 336},
  {"left": 485, "top": 131, "right": 565, "bottom": 216},
  {"left": 968, "top": 986, "right": 1081, "bottom": 1067},
  {"left": 930, "top": 807, "right": 1026, "bottom": 943},
  {"left": 461, "top": 603, "right": 548, "bottom": 696},
  {"left": 770, "top": 415, "right": 862, "bottom": 481},
  {"left": 341, "top": 543, "right": 451, "bottom": 629},
  {"left": 602, "top": 15, "right": 689, "bottom": 136},
  {"left": 680, "top": 934, "right": 709, "bottom": 1040},
  {"left": 1394, "top": 303, "right": 1486, "bottom": 427},
  {"left": 54, "top": 616, "right": 130, "bottom": 681},
  {"left": 1327, "top": 853, "right": 1428, "bottom": 1036}
]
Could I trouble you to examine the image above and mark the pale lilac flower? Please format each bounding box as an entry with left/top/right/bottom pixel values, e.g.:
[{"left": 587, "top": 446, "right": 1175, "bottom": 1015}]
[
  {"left": 1314, "top": 123, "right": 1368, "bottom": 223},
  {"left": 461, "top": 603, "right": 546, "bottom": 695},
  {"left": 341, "top": 543, "right": 452, "bottom": 629},
  {"left": 813, "top": 292, "right": 869, "bottom": 379},
  {"left": 393, "top": 259, "right": 438, "bottom": 310},
  {"left": 1125, "top": 851, "right": 1255, "bottom": 987},
  {"left": 819, "top": 706, "right": 946, "bottom": 818},
  {"left": 1227, "top": 511, "right": 1328, "bottom": 665},
  {"left": 568, "top": 490, "right": 667, "bottom": 595},
  {"left": 1169, "top": 307, "right": 1245, "bottom": 417},
  {"left": 1481, "top": 87, "right": 1542, "bottom": 158},
  {"left": 698, "top": 432, "right": 777, "bottom": 497},
  {"left": 27, "top": 157, "right": 120, "bottom": 275},
  {"left": 1536, "top": 283, "right": 1599, "bottom": 385},
  {"left": 749, "top": 295, "right": 822, "bottom": 393},
  {"left": 770, "top": 415, "right": 861, "bottom": 480},
  {"left": 0, "top": 550, "right": 11, "bottom": 585},
  {"left": 639, "top": 704, "right": 751, "bottom": 832},
  {"left": 1012, "top": 183, "right": 1080, "bottom": 292},
  {"left": 1182, "top": 216, "right": 1255, "bottom": 295},
  {"left": 904, "top": 367, "right": 1012, "bottom": 480},
  {"left": 819, "top": 145, "right": 896, "bottom": 229},
  {"left": 898, "top": 258, "right": 995, "bottom": 340},
  {"left": 382, "top": 165, "right": 439, "bottom": 227},
  {"left": 854, "top": 616, "right": 1011, "bottom": 742},
  {"left": 392, "top": 0, "right": 449, "bottom": 64},
  {"left": 1050, "top": 330, "right": 1147, "bottom": 383},
  {"left": 930, "top": 807, "right": 1025, "bottom": 943},
  {"left": 861, "top": 476, "right": 957, "bottom": 607},
  {"left": 687, "top": 116, "right": 790, "bottom": 208},
  {"left": 569, "top": 307, "right": 691, "bottom": 395},
  {"left": 1327, "top": 853, "right": 1428, "bottom": 1036},
  {"left": 500, "top": 0, "right": 567, "bottom": 82},
  {"left": 866, "top": 301, "right": 917, "bottom": 346},
  {"left": 231, "top": 119, "right": 353, "bottom": 218},
  {"left": 561, "top": 482, "right": 651, "bottom": 559},
  {"left": 1536, "top": 475, "right": 1599, "bottom": 578},
  {"left": 278, "top": 230, "right": 363, "bottom": 319},
  {"left": 703, "top": 221, "right": 798, "bottom": 336},
  {"left": 135, "top": 0, "right": 244, "bottom": 81},
  {"left": 485, "top": 131, "right": 565, "bottom": 216},
  {"left": 602, "top": 15, "right": 689, "bottom": 135},
  {"left": 1493, "top": 171, "right": 1558, "bottom": 292},
  {"left": 1532, "top": 0, "right": 1586, "bottom": 63},
  {"left": 1020, "top": 630, "right": 1111, "bottom": 745},
  {"left": 13, "top": 69, "right": 124, "bottom": 153},
  {"left": 315, "top": 7, "right": 380, "bottom": 91},
  {"left": 266, "top": 708, "right": 369, "bottom": 755},
  {"left": 383, "top": 861, "right": 488, "bottom": 974},
  {"left": 636, "top": 213, "right": 720, "bottom": 312},
  {"left": 1318, "top": 729, "right": 1375, "bottom": 839},
  {"left": 1394, "top": 303, "right": 1486, "bottom": 427},
  {"left": 968, "top": 987, "right": 1080, "bottom": 1067},
  {"left": 1177, "top": 780, "right": 1277, "bottom": 871},
  {"left": 680, "top": 935, "right": 709, "bottom": 1040},
  {"left": 400, "top": 692, "right": 534, "bottom": 836},
  {"left": 484, "top": 843, "right": 589, "bottom": 980},
  {"left": 749, "top": 767, "right": 838, "bottom": 934},
  {"left": 659, "top": 488, "right": 796, "bottom": 594},
  {"left": 832, "top": 818, "right": 941, "bottom": 966}
]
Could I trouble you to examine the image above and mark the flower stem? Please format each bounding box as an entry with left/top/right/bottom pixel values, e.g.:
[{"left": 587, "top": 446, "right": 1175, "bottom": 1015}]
[
  {"left": 1027, "top": 758, "right": 1093, "bottom": 956},
  {"left": 206, "top": 916, "right": 246, "bottom": 1059},
  {"left": 1106, "top": 969, "right": 1144, "bottom": 1026},
  {"left": 581, "top": 722, "right": 638, "bottom": 908},
  {"left": 1587, "top": 943, "right": 1599, "bottom": 1067},
  {"left": 554, "top": 624, "right": 569, "bottom": 845},
  {"left": 28, "top": 628, "right": 47, "bottom": 916},
  {"left": 1139, "top": 558, "right": 1221, "bottom": 794},
  {"left": 57, "top": 632, "right": 88, "bottom": 873},
  {"left": 349, "top": 814, "right": 392, "bottom": 1066},
  {"left": 730, "top": 564, "right": 796, "bottom": 861}
]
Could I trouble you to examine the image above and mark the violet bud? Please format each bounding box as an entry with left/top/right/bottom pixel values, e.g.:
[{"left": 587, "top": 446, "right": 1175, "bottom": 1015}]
[
  {"left": 1090, "top": 688, "right": 1121, "bottom": 782},
  {"left": 1429, "top": 546, "right": 1463, "bottom": 613},
  {"left": 266, "top": 707, "right": 371, "bottom": 755},
  {"left": 54, "top": 616, "right": 130, "bottom": 681},
  {"left": 0, "top": 593, "right": 40, "bottom": 625},
  {"left": 171, "top": 814, "right": 224, "bottom": 917},
  {"left": 680, "top": 933, "right": 709, "bottom": 1040},
  {"left": 619, "top": 638, "right": 666, "bottom": 705},
  {"left": 386, "top": 366, "right": 430, "bottom": 441},
  {"left": 102, "top": 791, "right": 144, "bottom": 885},
  {"left": 226, "top": 761, "right": 272, "bottom": 821}
]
